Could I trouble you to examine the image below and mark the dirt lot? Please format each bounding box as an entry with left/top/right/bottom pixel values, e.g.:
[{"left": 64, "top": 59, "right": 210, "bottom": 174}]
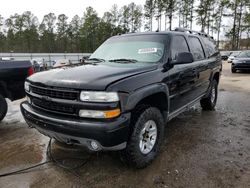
[{"left": 0, "top": 62, "right": 250, "bottom": 188}]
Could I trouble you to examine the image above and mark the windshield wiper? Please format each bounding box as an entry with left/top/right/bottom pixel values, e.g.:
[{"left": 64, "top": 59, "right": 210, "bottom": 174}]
[
  {"left": 108, "top": 58, "right": 138, "bottom": 63},
  {"left": 85, "top": 58, "right": 105, "bottom": 62}
]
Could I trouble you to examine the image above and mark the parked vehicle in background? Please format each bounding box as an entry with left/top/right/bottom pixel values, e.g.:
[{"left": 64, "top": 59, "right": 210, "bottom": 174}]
[
  {"left": 80, "top": 55, "right": 91, "bottom": 63},
  {"left": 30, "top": 59, "right": 41, "bottom": 72},
  {"left": 31, "top": 58, "right": 48, "bottom": 71},
  {"left": 21, "top": 28, "right": 222, "bottom": 168},
  {"left": 228, "top": 51, "right": 241, "bottom": 63},
  {"left": 50, "top": 60, "right": 56, "bottom": 67},
  {"left": 53, "top": 59, "right": 72, "bottom": 68},
  {"left": 231, "top": 50, "right": 250, "bottom": 73},
  {"left": 220, "top": 51, "right": 231, "bottom": 60},
  {"left": 0, "top": 57, "right": 15, "bottom": 61},
  {"left": 0, "top": 60, "right": 34, "bottom": 122}
]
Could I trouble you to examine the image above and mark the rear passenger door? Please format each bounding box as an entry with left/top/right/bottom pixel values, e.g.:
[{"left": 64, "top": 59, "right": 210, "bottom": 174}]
[
  {"left": 167, "top": 35, "right": 199, "bottom": 113},
  {"left": 188, "top": 36, "right": 210, "bottom": 97}
]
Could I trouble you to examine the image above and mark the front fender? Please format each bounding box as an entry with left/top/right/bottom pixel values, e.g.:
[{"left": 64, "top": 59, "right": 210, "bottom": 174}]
[{"left": 122, "top": 83, "right": 170, "bottom": 112}]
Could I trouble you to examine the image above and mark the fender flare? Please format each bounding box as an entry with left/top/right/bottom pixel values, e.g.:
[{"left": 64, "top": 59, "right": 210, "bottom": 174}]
[
  {"left": 124, "top": 83, "right": 170, "bottom": 113},
  {"left": 209, "top": 65, "right": 222, "bottom": 82}
]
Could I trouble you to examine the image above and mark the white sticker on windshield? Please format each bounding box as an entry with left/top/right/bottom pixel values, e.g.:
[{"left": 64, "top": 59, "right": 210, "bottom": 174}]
[{"left": 138, "top": 48, "right": 157, "bottom": 54}]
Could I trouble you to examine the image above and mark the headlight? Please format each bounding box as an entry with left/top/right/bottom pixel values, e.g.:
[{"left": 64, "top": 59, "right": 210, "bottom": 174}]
[
  {"left": 80, "top": 91, "right": 119, "bottom": 102},
  {"left": 79, "top": 109, "right": 121, "bottom": 119},
  {"left": 24, "top": 81, "right": 30, "bottom": 92}
]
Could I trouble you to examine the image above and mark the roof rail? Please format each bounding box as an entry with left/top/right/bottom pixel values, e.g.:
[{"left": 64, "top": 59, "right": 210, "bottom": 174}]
[{"left": 174, "top": 27, "right": 214, "bottom": 40}]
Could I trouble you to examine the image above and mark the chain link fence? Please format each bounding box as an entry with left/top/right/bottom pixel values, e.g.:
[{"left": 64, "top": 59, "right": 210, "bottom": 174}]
[{"left": 0, "top": 53, "right": 91, "bottom": 67}]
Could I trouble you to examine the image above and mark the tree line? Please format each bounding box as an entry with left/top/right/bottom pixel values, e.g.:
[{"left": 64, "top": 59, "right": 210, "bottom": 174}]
[{"left": 0, "top": 0, "right": 250, "bottom": 53}]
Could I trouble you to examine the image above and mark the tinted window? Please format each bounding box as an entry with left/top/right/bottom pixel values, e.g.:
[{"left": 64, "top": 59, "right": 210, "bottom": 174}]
[
  {"left": 171, "top": 36, "right": 189, "bottom": 60},
  {"left": 189, "top": 37, "right": 205, "bottom": 61},
  {"left": 203, "top": 37, "right": 217, "bottom": 57}
]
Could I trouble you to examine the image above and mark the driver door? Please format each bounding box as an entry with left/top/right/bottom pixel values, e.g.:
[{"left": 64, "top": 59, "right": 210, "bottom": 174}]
[{"left": 166, "top": 35, "right": 199, "bottom": 113}]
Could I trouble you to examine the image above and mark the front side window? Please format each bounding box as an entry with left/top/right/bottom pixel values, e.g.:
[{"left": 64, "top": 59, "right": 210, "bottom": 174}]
[
  {"left": 189, "top": 37, "right": 205, "bottom": 61},
  {"left": 90, "top": 35, "right": 167, "bottom": 64},
  {"left": 171, "top": 36, "right": 189, "bottom": 60}
]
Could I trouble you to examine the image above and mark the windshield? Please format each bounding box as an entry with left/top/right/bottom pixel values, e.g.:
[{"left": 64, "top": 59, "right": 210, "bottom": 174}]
[
  {"left": 90, "top": 34, "right": 167, "bottom": 64},
  {"left": 237, "top": 51, "right": 250, "bottom": 58}
]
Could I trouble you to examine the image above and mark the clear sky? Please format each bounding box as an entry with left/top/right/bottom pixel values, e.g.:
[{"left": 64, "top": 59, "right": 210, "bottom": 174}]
[{"left": 0, "top": 0, "right": 146, "bottom": 20}]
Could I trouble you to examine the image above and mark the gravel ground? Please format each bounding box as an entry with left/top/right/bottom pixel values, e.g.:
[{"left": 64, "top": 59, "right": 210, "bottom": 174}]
[{"left": 0, "top": 62, "right": 249, "bottom": 188}]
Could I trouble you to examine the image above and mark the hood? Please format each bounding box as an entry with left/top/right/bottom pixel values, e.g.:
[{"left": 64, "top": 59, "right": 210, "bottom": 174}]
[{"left": 28, "top": 63, "right": 157, "bottom": 90}]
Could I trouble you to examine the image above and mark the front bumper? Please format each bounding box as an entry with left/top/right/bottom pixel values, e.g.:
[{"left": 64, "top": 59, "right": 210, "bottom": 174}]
[
  {"left": 21, "top": 102, "right": 131, "bottom": 151},
  {"left": 232, "top": 63, "right": 250, "bottom": 70}
]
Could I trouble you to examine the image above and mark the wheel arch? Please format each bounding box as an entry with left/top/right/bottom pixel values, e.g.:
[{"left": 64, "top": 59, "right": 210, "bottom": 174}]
[
  {"left": 213, "top": 71, "right": 220, "bottom": 84},
  {"left": 124, "top": 83, "right": 170, "bottom": 116}
]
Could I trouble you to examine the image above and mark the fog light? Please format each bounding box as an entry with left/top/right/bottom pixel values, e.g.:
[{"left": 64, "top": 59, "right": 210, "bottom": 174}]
[{"left": 90, "top": 141, "right": 99, "bottom": 150}]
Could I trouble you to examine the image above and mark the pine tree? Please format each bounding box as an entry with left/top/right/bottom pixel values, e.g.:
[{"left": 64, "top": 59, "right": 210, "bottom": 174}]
[{"left": 144, "top": 0, "right": 155, "bottom": 31}]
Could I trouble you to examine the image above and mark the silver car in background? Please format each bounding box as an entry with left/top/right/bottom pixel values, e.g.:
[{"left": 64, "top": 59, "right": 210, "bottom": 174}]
[{"left": 228, "top": 51, "right": 241, "bottom": 63}]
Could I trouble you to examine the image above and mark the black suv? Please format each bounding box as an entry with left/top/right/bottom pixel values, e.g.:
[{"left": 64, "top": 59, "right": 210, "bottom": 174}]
[{"left": 21, "top": 28, "right": 222, "bottom": 168}]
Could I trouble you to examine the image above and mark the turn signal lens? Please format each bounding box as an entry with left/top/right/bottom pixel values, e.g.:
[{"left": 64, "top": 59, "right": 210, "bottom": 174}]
[{"left": 104, "top": 109, "right": 121, "bottom": 119}]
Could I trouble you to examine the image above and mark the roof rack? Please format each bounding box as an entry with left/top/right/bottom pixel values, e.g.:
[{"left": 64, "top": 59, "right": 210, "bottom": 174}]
[{"left": 174, "top": 27, "right": 214, "bottom": 40}]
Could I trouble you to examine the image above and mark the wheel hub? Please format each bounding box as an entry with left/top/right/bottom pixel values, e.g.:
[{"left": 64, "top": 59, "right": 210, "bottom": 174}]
[{"left": 139, "top": 120, "right": 157, "bottom": 154}]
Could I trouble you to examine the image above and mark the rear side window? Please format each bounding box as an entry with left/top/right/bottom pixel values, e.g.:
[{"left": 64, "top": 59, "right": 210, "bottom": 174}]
[
  {"left": 188, "top": 37, "right": 205, "bottom": 61},
  {"left": 171, "top": 36, "right": 189, "bottom": 60},
  {"left": 203, "top": 37, "right": 217, "bottom": 57}
]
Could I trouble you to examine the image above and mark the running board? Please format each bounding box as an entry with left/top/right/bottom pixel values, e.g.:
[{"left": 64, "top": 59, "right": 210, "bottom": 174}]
[{"left": 167, "top": 95, "right": 205, "bottom": 121}]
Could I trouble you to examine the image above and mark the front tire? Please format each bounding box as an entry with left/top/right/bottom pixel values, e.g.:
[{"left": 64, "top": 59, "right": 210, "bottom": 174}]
[
  {"left": 121, "top": 106, "right": 164, "bottom": 168},
  {"left": 200, "top": 80, "right": 218, "bottom": 111},
  {"left": 0, "top": 95, "right": 8, "bottom": 122}
]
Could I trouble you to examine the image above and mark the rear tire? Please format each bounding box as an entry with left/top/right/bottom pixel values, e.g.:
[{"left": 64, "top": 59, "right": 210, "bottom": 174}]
[
  {"left": 0, "top": 95, "right": 8, "bottom": 122},
  {"left": 121, "top": 106, "right": 164, "bottom": 168},
  {"left": 200, "top": 80, "right": 218, "bottom": 111}
]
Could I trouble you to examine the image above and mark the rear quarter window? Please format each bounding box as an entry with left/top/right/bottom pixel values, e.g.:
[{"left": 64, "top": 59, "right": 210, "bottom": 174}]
[{"left": 202, "top": 37, "right": 218, "bottom": 57}]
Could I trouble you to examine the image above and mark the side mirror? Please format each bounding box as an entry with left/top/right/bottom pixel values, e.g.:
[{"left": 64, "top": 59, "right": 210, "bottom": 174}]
[{"left": 172, "top": 52, "right": 194, "bottom": 65}]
